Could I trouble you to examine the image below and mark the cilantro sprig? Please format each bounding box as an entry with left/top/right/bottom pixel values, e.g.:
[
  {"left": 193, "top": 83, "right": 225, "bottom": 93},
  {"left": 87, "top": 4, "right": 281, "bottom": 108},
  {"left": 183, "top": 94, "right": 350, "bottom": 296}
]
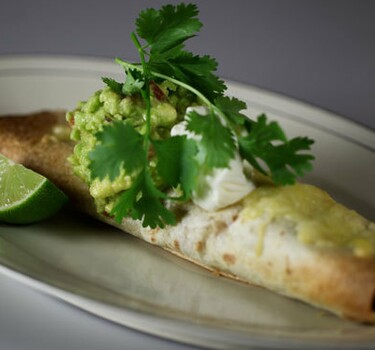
[
  {"left": 238, "top": 115, "right": 314, "bottom": 185},
  {"left": 89, "top": 3, "right": 315, "bottom": 228}
]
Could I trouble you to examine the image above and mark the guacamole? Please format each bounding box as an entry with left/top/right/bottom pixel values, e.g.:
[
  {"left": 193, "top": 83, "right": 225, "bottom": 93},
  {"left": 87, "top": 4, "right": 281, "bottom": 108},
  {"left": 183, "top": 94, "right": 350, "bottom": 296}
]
[{"left": 66, "top": 81, "right": 198, "bottom": 214}]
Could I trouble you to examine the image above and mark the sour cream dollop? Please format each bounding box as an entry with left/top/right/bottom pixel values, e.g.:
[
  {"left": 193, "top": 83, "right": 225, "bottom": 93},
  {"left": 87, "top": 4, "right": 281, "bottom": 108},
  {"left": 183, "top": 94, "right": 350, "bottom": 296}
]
[{"left": 171, "top": 106, "right": 255, "bottom": 211}]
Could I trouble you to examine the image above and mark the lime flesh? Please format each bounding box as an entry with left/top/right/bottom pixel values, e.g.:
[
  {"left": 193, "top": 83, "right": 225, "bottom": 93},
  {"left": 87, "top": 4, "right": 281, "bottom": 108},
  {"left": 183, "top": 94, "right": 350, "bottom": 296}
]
[{"left": 0, "top": 154, "right": 68, "bottom": 224}]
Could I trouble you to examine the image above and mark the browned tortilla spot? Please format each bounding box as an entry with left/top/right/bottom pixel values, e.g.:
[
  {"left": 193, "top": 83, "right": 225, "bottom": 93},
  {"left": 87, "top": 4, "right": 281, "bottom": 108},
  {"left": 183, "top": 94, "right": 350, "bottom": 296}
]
[
  {"left": 174, "top": 240, "right": 180, "bottom": 251},
  {"left": 196, "top": 240, "right": 204, "bottom": 253},
  {"left": 223, "top": 253, "right": 236, "bottom": 265}
]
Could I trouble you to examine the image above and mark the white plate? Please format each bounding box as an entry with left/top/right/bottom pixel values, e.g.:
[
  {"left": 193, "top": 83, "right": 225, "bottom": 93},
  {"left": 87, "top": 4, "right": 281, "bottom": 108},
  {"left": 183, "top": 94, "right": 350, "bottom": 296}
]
[{"left": 0, "top": 55, "right": 374, "bottom": 350}]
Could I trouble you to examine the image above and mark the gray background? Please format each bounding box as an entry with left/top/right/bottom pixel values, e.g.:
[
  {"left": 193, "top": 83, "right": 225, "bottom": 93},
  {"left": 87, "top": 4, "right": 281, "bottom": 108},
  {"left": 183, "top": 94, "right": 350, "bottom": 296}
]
[{"left": 0, "top": 0, "right": 374, "bottom": 349}]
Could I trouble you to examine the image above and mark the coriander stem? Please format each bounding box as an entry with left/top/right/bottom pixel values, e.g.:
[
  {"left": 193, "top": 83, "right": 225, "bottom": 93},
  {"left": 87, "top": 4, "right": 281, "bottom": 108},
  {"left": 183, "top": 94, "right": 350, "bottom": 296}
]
[{"left": 130, "top": 34, "right": 151, "bottom": 148}]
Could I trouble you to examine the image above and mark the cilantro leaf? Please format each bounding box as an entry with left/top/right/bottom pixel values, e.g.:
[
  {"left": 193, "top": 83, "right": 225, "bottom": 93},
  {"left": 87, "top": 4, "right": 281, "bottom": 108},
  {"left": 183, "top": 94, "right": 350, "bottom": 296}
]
[
  {"left": 122, "top": 69, "right": 144, "bottom": 95},
  {"left": 136, "top": 3, "right": 202, "bottom": 54},
  {"left": 150, "top": 52, "right": 226, "bottom": 101},
  {"left": 89, "top": 121, "right": 145, "bottom": 181},
  {"left": 111, "top": 174, "right": 142, "bottom": 223},
  {"left": 186, "top": 110, "right": 236, "bottom": 169},
  {"left": 214, "top": 96, "right": 248, "bottom": 126},
  {"left": 238, "top": 114, "right": 315, "bottom": 185},
  {"left": 134, "top": 171, "right": 176, "bottom": 228},
  {"left": 102, "top": 77, "right": 123, "bottom": 95},
  {"left": 111, "top": 170, "right": 176, "bottom": 228},
  {"left": 245, "top": 114, "right": 287, "bottom": 143},
  {"left": 152, "top": 136, "right": 198, "bottom": 198},
  {"left": 267, "top": 137, "right": 315, "bottom": 184}
]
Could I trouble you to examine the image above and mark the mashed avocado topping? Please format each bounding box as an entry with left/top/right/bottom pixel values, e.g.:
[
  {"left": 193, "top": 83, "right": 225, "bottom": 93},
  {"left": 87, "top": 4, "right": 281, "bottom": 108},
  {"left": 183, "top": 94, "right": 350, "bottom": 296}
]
[{"left": 241, "top": 184, "right": 375, "bottom": 258}]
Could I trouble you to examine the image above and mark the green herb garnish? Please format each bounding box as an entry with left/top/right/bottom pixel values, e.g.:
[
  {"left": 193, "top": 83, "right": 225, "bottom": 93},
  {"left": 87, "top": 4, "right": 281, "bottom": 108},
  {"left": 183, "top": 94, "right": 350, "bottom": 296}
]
[{"left": 89, "top": 2, "right": 315, "bottom": 228}]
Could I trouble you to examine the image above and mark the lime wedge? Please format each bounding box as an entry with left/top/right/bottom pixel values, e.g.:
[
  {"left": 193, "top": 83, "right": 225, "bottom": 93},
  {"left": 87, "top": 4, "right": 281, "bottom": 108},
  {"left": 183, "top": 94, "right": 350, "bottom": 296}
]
[{"left": 0, "top": 154, "right": 68, "bottom": 224}]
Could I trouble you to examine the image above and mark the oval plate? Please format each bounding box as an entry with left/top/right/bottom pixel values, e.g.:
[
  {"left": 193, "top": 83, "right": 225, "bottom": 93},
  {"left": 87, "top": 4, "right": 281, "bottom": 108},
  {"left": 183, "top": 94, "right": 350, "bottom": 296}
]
[{"left": 0, "top": 55, "right": 374, "bottom": 350}]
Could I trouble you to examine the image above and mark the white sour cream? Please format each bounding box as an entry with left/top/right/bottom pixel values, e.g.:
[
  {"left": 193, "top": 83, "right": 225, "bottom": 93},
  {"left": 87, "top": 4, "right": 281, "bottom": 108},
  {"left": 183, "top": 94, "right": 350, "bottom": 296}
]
[{"left": 171, "top": 106, "right": 255, "bottom": 211}]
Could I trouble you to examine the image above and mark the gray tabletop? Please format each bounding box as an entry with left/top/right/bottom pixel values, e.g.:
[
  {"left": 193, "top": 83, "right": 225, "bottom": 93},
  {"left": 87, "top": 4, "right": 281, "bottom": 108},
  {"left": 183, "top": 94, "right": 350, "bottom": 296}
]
[{"left": 0, "top": 1, "right": 374, "bottom": 349}]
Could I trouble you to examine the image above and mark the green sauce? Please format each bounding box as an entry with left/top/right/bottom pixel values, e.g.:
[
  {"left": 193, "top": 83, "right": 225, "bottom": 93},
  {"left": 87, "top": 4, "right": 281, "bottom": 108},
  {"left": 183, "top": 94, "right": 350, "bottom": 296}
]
[{"left": 241, "top": 184, "right": 375, "bottom": 258}]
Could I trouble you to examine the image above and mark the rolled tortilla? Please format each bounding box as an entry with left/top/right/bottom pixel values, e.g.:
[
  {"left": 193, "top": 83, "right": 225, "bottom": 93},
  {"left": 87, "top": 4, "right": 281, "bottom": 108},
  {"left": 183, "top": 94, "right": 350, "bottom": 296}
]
[{"left": 1, "top": 111, "right": 375, "bottom": 323}]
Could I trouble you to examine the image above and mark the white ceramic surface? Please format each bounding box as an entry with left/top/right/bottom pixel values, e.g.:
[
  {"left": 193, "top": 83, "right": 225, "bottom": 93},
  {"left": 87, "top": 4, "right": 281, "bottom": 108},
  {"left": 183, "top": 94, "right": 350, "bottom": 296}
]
[{"left": 0, "top": 56, "right": 374, "bottom": 349}]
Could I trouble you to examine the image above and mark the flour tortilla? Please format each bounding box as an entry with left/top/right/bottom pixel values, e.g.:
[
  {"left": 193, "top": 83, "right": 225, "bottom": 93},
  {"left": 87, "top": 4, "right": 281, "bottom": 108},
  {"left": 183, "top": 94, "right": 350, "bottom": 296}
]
[{"left": 1, "top": 111, "right": 375, "bottom": 323}]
